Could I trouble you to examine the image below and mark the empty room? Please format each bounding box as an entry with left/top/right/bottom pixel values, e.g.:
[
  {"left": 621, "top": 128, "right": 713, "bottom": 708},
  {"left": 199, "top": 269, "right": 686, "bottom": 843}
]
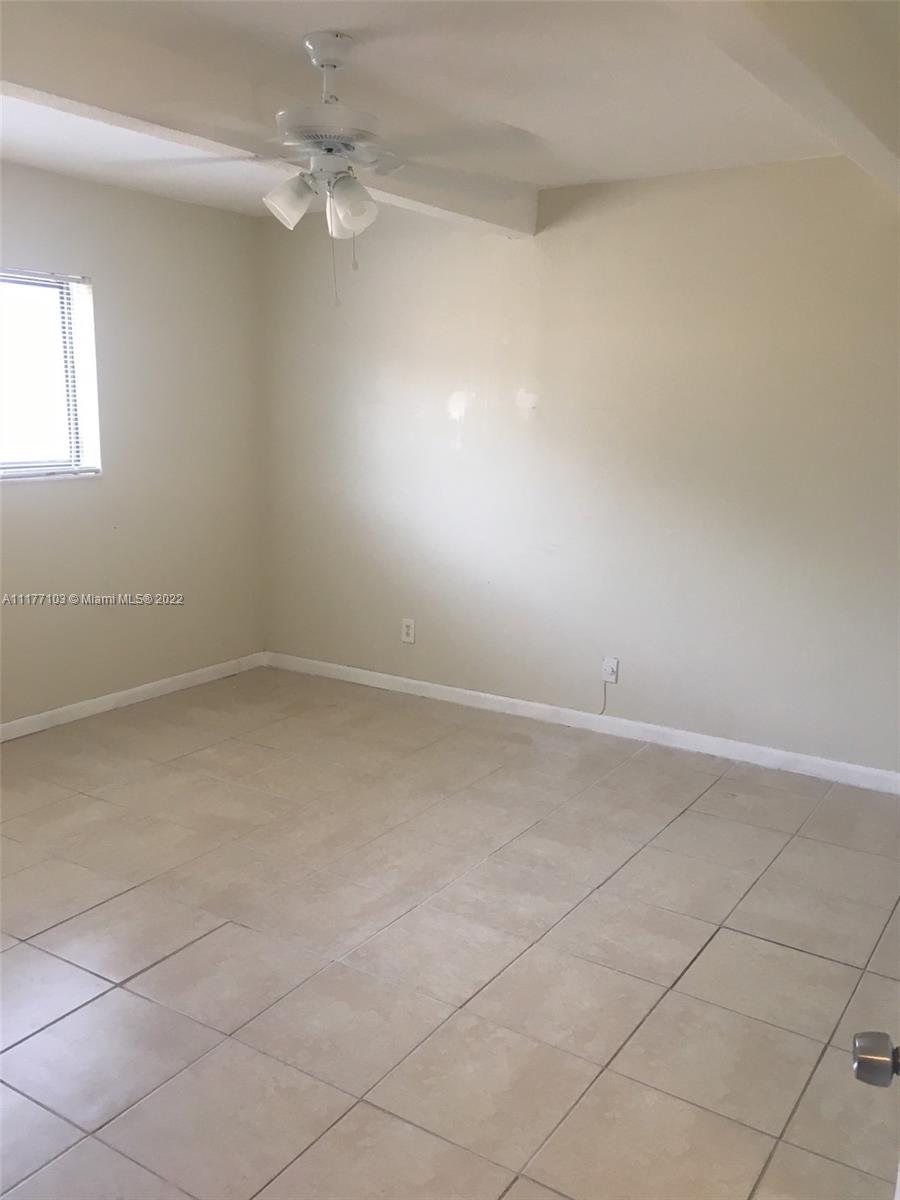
[{"left": 0, "top": 2, "right": 898, "bottom": 1198}]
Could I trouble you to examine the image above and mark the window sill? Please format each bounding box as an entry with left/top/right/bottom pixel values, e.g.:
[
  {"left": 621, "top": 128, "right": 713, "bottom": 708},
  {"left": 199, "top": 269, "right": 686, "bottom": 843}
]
[{"left": 0, "top": 469, "right": 103, "bottom": 484}]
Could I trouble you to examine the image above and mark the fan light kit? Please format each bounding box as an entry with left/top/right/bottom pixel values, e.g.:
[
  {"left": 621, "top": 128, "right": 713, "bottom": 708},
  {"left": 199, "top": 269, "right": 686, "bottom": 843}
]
[{"left": 263, "top": 32, "right": 388, "bottom": 241}]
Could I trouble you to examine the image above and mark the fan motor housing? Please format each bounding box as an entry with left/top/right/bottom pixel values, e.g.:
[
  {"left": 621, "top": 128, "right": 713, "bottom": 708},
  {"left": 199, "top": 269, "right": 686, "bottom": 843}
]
[{"left": 275, "top": 104, "right": 378, "bottom": 153}]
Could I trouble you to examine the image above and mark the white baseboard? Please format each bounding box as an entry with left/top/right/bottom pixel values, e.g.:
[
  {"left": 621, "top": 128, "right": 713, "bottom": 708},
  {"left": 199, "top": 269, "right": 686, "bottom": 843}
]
[
  {"left": 0, "top": 652, "right": 267, "bottom": 742},
  {"left": 3, "top": 647, "right": 897, "bottom": 796},
  {"left": 266, "top": 652, "right": 900, "bottom": 796}
]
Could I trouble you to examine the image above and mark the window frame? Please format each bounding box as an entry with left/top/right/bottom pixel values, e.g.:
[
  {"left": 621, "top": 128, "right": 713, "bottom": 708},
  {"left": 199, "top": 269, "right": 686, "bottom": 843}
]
[{"left": 0, "top": 267, "right": 102, "bottom": 483}]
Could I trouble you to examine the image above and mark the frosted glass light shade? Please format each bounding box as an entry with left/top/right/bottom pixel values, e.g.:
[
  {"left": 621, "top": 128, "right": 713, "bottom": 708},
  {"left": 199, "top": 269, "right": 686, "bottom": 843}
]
[
  {"left": 263, "top": 174, "right": 314, "bottom": 229},
  {"left": 330, "top": 174, "right": 377, "bottom": 233},
  {"left": 326, "top": 192, "right": 355, "bottom": 239}
]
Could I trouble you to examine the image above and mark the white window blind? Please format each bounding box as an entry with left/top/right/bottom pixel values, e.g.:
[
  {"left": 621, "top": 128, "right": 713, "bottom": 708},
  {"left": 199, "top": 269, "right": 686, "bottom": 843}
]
[{"left": 0, "top": 268, "right": 101, "bottom": 480}]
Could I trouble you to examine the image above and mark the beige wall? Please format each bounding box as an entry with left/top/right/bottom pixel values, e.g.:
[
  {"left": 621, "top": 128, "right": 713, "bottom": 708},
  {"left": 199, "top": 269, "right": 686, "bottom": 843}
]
[
  {"left": 0, "top": 164, "right": 262, "bottom": 720},
  {"left": 262, "top": 157, "right": 899, "bottom": 771},
  {"left": 2, "top": 157, "right": 896, "bottom": 772}
]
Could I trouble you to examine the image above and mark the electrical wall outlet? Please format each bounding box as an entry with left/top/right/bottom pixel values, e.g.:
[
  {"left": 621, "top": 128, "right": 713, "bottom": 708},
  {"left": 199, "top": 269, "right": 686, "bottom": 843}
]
[
  {"left": 401, "top": 617, "right": 416, "bottom": 644},
  {"left": 601, "top": 655, "right": 619, "bottom": 684}
]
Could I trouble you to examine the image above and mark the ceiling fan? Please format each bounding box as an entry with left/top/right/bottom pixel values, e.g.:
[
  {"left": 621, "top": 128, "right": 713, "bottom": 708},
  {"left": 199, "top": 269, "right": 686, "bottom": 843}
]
[
  {"left": 141, "top": 30, "right": 538, "bottom": 242},
  {"left": 260, "top": 30, "right": 400, "bottom": 239}
]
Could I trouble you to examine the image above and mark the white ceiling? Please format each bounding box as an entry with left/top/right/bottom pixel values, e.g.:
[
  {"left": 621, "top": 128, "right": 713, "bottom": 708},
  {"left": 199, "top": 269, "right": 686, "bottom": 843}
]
[
  {"left": 0, "top": 0, "right": 837, "bottom": 217},
  {"left": 150, "top": 0, "right": 832, "bottom": 186}
]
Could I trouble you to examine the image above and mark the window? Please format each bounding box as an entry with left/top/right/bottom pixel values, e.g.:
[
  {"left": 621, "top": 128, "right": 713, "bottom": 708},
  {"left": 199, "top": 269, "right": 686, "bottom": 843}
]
[{"left": 0, "top": 269, "right": 101, "bottom": 480}]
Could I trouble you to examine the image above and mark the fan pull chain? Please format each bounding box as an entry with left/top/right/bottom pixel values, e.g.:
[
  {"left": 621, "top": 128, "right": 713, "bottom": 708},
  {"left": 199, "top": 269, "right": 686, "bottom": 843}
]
[
  {"left": 351, "top": 235, "right": 359, "bottom": 271},
  {"left": 330, "top": 232, "right": 340, "bottom": 306}
]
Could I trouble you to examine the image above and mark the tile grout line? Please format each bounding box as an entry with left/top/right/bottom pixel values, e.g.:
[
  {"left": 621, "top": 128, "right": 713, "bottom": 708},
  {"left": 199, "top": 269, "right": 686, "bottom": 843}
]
[
  {"left": 243, "top": 1098, "right": 365, "bottom": 1200},
  {"left": 246, "top": 1094, "right": 518, "bottom": 1200},
  {"left": 513, "top": 773, "right": 867, "bottom": 1189},
  {"left": 710, "top": 794, "right": 897, "bottom": 966},
  {"left": 1, "top": 1117, "right": 205, "bottom": 1200},
  {"left": 356, "top": 1097, "right": 530, "bottom": 1178},
  {"left": 0, "top": 1126, "right": 89, "bottom": 1199},
  {"left": 517, "top": 856, "right": 730, "bottom": 1179},
  {"left": 663, "top": 983, "right": 844, "bottom": 1045},
  {"left": 0, "top": 1078, "right": 94, "bottom": 1136},
  {"left": 744, "top": 888, "right": 900, "bottom": 1199},
  {"left": 233, "top": 748, "right": 674, "bottom": 1198},
  {"left": 330, "top": 809, "right": 646, "bottom": 1002},
  {"left": 2, "top": 775, "right": 275, "bottom": 841},
  {"left": 228, "top": 776, "right": 623, "bottom": 1042},
  {"left": 237, "top": 760, "right": 724, "bottom": 1066},
  {"left": 502, "top": 1176, "right": 573, "bottom": 1200},
  {"left": 5, "top": 876, "right": 145, "bottom": 945},
  {"left": 293, "top": 742, "right": 649, "bottom": 983},
  {"left": 15, "top": 917, "right": 233, "bottom": 997},
  {"left": 0, "top": 981, "right": 117, "bottom": 1056},
  {"left": 232, "top": 780, "right": 625, "bottom": 1200},
  {"left": 326, "top": 773, "right": 734, "bottom": 1191},
  {"left": 3, "top": 995, "right": 233, "bottom": 1138},
  {"left": 116, "top": 922, "right": 235, "bottom": 996},
  {"left": 627, "top": 781, "right": 897, "bottom": 1191}
]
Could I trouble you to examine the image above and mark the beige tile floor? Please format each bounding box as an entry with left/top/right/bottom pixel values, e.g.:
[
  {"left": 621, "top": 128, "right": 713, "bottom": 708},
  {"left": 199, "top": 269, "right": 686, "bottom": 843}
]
[{"left": 0, "top": 668, "right": 898, "bottom": 1199}]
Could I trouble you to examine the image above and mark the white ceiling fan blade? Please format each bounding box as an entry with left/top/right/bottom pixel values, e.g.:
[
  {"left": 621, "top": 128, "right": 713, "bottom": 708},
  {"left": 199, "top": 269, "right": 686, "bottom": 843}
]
[
  {"left": 361, "top": 157, "right": 537, "bottom": 237},
  {"left": 149, "top": 102, "right": 273, "bottom": 141},
  {"left": 105, "top": 154, "right": 265, "bottom": 168},
  {"left": 94, "top": 142, "right": 294, "bottom": 171},
  {"left": 373, "top": 159, "right": 529, "bottom": 198},
  {"left": 350, "top": 145, "right": 405, "bottom": 175},
  {"left": 383, "top": 121, "right": 541, "bottom": 162}
]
